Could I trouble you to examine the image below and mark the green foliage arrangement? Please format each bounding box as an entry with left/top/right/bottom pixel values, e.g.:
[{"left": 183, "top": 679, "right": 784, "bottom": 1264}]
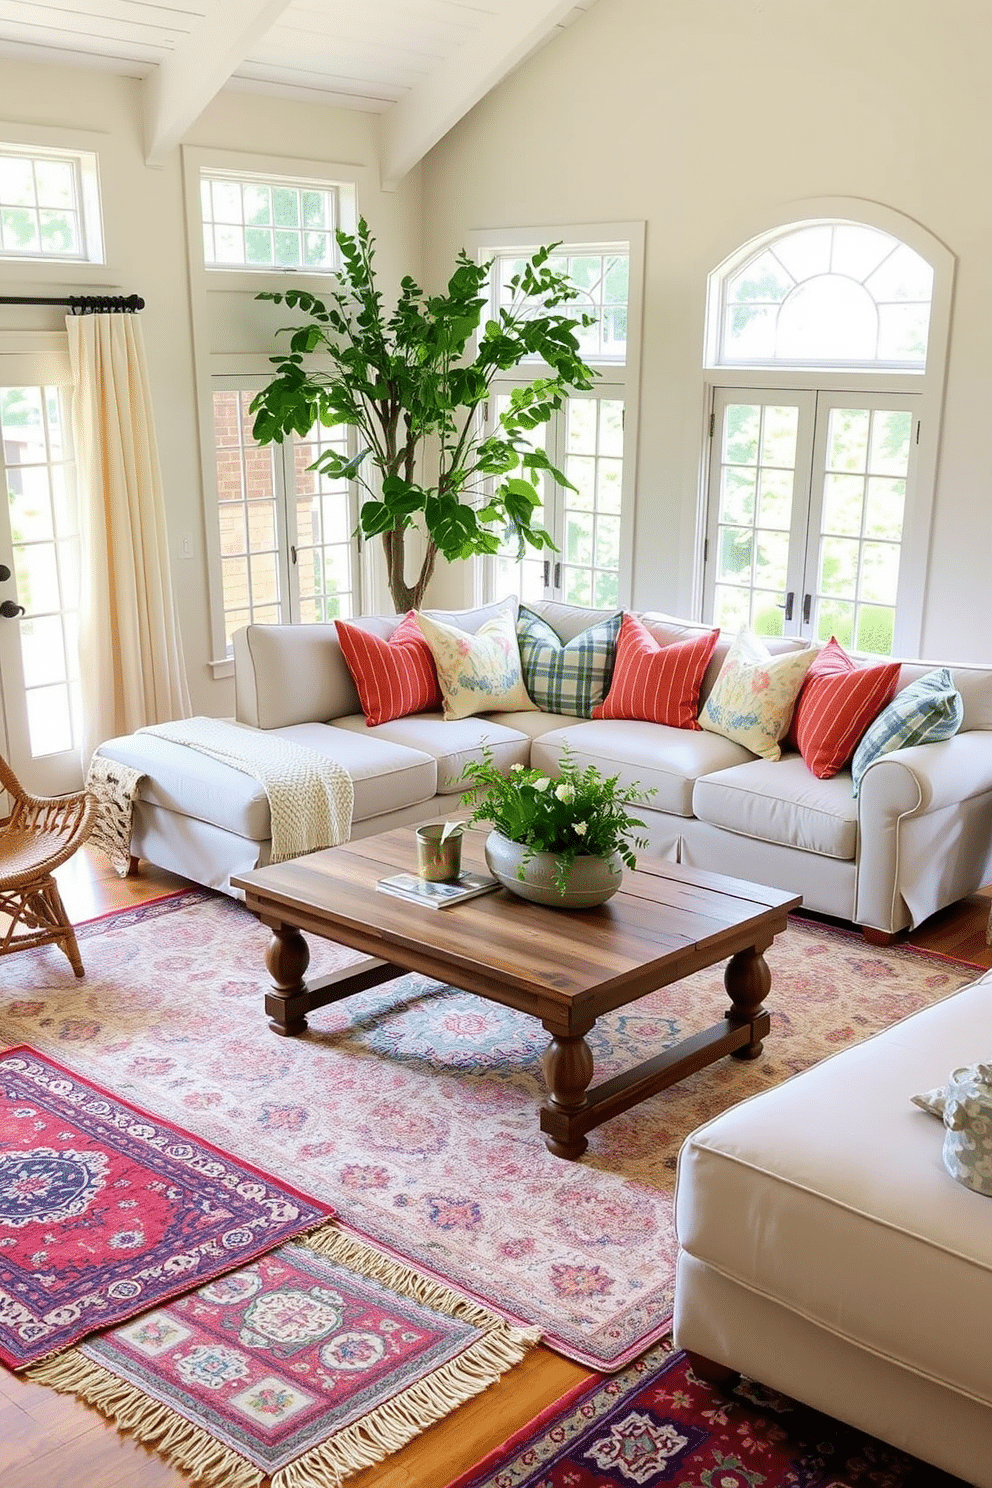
[
  {"left": 249, "top": 219, "right": 598, "bottom": 612},
  {"left": 460, "top": 746, "right": 655, "bottom": 892}
]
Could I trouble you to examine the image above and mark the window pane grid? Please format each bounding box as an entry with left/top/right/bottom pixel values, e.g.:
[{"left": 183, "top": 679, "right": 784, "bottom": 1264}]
[
  {"left": 0, "top": 386, "right": 80, "bottom": 756},
  {"left": 720, "top": 223, "right": 933, "bottom": 369},
  {"left": 201, "top": 174, "right": 338, "bottom": 271},
  {"left": 811, "top": 407, "right": 910, "bottom": 655},
  {"left": 212, "top": 389, "right": 281, "bottom": 649},
  {"left": 713, "top": 402, "right": 799, "bottom": 636},
  {"left": 291, "top": 424, "right": 357, "bottom": 622},
  {"left": 0, "top": 150, "right": 83, "bottom": 260},
  {"left": 492, "top": 250, "right": 629, "bottom": 363}
]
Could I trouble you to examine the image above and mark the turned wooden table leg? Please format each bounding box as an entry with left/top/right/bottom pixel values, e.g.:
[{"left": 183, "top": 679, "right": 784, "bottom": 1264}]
[
  {"left": 541, "top": 1029, "right": 595, "bottom": 1160},
  {"left": 724, "top": 944, "right": 771, "bottom": 1060},
  {"left": 265, "top": 924, "right": 311, "bottom": 1036}
]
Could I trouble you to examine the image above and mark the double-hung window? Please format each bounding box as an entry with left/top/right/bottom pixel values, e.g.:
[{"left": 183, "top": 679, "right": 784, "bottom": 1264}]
[
  {"left": 211, "top": 382, "right": 360, "bottom": 654},
  {"left": 473, "top": 224, "right": 644, "bottom": 610},
  {"left": 702, "top": 213, "right": 953, "bottom": 657}
]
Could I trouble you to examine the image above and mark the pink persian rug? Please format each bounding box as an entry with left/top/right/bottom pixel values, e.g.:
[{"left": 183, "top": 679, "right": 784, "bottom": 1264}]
[
  {"left": 29, "top": 1226, "right": 536, "bottom": 1488},
  {"left": 0, "top": 891, "right": 980, "bottom": 1371},
  {"left": 0, "top": 1045, "right": 333, "bottom": 1369}
]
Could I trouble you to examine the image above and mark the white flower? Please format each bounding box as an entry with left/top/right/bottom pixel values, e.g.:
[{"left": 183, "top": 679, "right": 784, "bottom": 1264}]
[
  {"left": 510, "top": 762, "right": 524, "bottom": 773},
  {"left": 573, "top": 822, "right": 588, "bottom": 836},
  {"left": 533, "top": 777, "right": 551, "bottom": 792},
  {"left": 554, "top": 783, "right": 576, "bottom": 803}
]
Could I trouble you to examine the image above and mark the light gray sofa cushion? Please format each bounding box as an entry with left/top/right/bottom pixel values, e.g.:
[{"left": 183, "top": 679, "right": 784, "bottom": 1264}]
[
  {"left": 530, "top": 718, "right": 754, "bottom": 817},
  {"left": 693, "top": 753, "right": 859, "bottom": 859},
  {"left": 98, "top": 724, "right": 437, "bottom": 839},
  {"left": 329, "top": 712, "right": 532, "bottom": 794}
]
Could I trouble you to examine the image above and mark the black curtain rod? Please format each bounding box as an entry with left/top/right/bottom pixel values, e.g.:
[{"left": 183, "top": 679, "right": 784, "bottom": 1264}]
[{"left": 0, "top": 293, "right": 144, "bottom": 313}]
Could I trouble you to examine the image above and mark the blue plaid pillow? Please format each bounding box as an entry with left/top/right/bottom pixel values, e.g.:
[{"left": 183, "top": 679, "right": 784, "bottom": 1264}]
[
  {"left": 851, "top": 667, "right": 963, "bottom": 796},
  {"left": 516, "top": 606, "right": 622, "bottom": 717}
]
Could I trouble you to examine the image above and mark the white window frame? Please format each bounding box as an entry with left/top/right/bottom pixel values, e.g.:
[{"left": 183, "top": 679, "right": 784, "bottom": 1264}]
[
  {"left": 0, "top": 141, "right": 103, "bottom": 265},
  {"left": 698, "top": 199, "right": 954, "bottom": 656},
  {"left": 199, "top": 167, "right": 353, "bottom": 276},
  {"left": 182, "top": 147, "right": 371, "bottom": 674},
  {"left": 465, "top": 221, "right": 644, "bottom": 609},
  {"left": 205, "top": 373, "right": 364, "bottom": 661}
]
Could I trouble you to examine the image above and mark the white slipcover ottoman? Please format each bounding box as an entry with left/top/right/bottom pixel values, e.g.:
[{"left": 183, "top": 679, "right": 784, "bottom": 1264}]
[{"left": 673, "top": 972, "right": 992, "bottom": 1486}]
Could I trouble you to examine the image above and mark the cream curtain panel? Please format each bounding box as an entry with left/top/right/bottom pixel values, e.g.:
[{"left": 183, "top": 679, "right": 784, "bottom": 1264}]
[{"left": 68, "top": 312, "right": 190, "bottom": 767}]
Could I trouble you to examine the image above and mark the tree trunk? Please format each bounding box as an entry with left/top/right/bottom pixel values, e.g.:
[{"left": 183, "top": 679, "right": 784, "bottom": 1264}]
[{"left": 382, "top": 526, "right": 439, "bottom": 613}]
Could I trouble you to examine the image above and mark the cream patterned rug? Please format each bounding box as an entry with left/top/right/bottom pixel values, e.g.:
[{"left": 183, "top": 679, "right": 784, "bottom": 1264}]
[{"left": 0, "top": 892, "right": 979, "bottom": 1371}]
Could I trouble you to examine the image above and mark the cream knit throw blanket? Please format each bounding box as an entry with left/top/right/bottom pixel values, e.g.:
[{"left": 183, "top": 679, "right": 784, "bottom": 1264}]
[{"left": 140, "top": 717, "right": 354, "bottom": 864}]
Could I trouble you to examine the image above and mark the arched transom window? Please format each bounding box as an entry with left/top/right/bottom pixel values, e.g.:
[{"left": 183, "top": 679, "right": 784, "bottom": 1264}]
[{"left": 718, "top": 222, "right": 934, "bottom": 370}]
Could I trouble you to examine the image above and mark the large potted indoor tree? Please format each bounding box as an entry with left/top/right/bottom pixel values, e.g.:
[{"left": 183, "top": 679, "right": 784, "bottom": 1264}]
[{"left": 248, "top": 218, "right": 597, "bottom": 612}]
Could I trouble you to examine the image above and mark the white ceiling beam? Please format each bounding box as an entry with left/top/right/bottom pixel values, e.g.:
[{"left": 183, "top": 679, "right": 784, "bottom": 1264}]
[
  {"left": 377, "top": 0, "right": 592, "bottom": 192},
  {"left": 143, "top": 0, "right": 295, "bottom": 166}
]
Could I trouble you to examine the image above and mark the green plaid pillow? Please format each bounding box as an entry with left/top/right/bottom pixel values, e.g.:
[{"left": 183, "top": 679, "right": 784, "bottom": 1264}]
[
  {"left": 850, "top": 667, "right": 963, "bottom": 796},
  {"left": 516, "top": 605, "right": 622, "bottom": 717}
]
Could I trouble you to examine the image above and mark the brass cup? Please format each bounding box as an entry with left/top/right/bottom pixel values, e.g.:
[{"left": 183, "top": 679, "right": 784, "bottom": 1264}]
[{"left": 416, "top": 824, "right": 463, "bottom": 882}]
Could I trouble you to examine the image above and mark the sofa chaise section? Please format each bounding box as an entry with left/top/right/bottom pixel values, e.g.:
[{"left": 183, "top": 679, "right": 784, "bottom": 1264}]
[{"left": 672, "top": 972, "right": 992, "bottom": 1487}]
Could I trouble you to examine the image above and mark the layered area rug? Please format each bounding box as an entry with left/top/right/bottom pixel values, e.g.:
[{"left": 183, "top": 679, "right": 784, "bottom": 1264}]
[
  {"left": 0, "top": 1045, "right": 332, "bottom": 1368},
  {"left": 0, "top": 890, "right": 979, "bottom": 1371},
  {"left": 444, "top": 1343, "right": 969, "bottom": 1488},
  {"left": 28, "top": 1226, "right": 537, "bottom": 1488}
]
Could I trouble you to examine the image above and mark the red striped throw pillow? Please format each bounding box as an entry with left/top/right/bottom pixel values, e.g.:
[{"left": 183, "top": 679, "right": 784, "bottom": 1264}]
[
  {"left": 592, "top": 613, "right": 719, "bottom": 728},
  {"left": 792, "top": 637, "right": 901, "bottom": 778},
  {"left": 335, "top": 612, "right": 441, "bottom": 727}
]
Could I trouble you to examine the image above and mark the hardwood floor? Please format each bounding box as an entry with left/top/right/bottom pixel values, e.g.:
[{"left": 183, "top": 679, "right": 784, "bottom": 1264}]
[{"left": 3, "top": 847, "right": 991, "bottom": 1487}]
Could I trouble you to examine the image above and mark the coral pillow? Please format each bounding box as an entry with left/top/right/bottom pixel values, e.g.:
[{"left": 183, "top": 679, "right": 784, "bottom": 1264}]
[
  {"left": 592, "top": 613, "right": 719, "bottom": 728},
  {"left": 335, "top": 612, "right": 441, "bottom": 727},
  {"left": 792, "top": 637, "right": 901, "bottom": 779}
]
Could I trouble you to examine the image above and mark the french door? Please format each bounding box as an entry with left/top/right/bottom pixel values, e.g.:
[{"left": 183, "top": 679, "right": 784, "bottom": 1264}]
[
  {"left": 486, "top": 386, "right": 628, "bottom": 609},
  {"left": 704, "top": 387, "right": 920, "bottom": 656},
  {"left": 0, "top": 384, "right": 83, "bottom": 794}
]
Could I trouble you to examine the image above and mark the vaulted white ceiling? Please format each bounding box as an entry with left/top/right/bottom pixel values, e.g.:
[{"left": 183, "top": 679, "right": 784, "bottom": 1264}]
[{"left": 0, "top": 0, "right": 598, "bottom": 185}]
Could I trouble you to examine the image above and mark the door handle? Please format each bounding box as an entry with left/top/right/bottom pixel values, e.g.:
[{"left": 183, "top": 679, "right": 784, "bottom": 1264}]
[
  {"left": 0, "top": 599, "right": 24, "bottom": 618},
  {"left": 543, "top": 559, "right": 550, "bottom": 588},
  {"left": 0, "top": 563, "right": 9, "bottom": 582},
  {"left": 777, "top": 591, "right": 795, "bottom": 621},
  {"left": 553, "top": 561, "right": 561, "bottom": 589},
  {"left": 802, "top": 593, "right": 812, "bottom": 624}
]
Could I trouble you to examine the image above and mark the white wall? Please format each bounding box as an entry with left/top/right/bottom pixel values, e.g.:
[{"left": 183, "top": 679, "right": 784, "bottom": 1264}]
[
  {"left": 420, "top": 0, "right": 992, "bottom": 661},
  {"left": 0, "top": 59, "right": 421, "bottom": 715}
]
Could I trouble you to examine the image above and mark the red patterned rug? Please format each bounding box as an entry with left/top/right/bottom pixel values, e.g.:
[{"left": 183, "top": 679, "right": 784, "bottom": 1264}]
[
  {"left": 445, "top": 1343, "right": 970, "bottom": 1488},
  {"left": 28, "top": 1227, "right": 537, "bottom": 1488},
  {"left": 0, "top": 1046, "right": 333, "bottom": 1369}
]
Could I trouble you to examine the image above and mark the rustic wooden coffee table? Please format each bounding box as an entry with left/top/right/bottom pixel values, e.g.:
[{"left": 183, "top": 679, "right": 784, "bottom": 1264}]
[{"left": 232, "top": 829, "right": 800, "bottom": 1160}]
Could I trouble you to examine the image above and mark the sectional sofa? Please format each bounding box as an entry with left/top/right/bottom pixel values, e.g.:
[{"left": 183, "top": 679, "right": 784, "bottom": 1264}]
[{"left": 96, "top": 597, "right": 992, "bottom": 940}]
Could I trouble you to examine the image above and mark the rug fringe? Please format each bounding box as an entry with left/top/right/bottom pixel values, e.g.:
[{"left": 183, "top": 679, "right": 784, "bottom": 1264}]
[
  {"left": 303, "top": 1224, "right": 540, "bottom": 1341},
  {"left": 272, "top": 1323, "right": 537, "bottom": 1488},
  {"left": 26, "top": 1350, "right": 263, "bottom": 1488}
]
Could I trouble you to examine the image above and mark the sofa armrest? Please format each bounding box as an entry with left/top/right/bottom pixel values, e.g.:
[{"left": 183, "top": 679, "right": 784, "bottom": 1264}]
[
  {"left": 856, "top": 731, "right": 992, "bottom": 934},
  {"left": 859, "top": 730, "right": 992, "bottom": 816}
]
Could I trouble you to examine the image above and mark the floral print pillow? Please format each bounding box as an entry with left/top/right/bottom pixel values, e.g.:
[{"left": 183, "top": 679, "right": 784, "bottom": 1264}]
[
  {"left": 698, "top": 626, "right": 816, "bottom": 760},
  {"left": 415, "top": 601, "right": 537, "bottom": 720}
]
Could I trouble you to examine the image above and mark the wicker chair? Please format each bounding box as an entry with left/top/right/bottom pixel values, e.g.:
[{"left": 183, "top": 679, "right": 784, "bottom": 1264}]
[{"left": 0, "top": 755, "right": 98, "bottom": 977}]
